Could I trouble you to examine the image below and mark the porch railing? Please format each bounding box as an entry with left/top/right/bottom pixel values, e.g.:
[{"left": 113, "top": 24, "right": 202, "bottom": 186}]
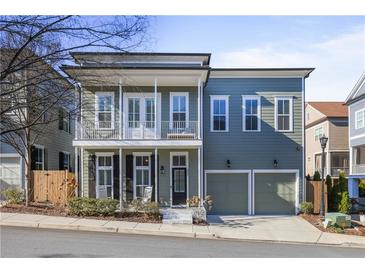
[
  {"left": 330, "top": 167, "right": 349, "bottom": 177},
  {"left": 353, "top": 164, "right": 365, "bottom": 174},
  {"left": 77, "top": 120, "right": 200, "bottom": 140}
]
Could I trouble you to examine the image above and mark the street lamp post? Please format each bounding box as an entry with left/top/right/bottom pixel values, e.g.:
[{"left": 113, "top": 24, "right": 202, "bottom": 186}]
[{"left": 319, "top": 135, "right": 328, "bottom": 217}]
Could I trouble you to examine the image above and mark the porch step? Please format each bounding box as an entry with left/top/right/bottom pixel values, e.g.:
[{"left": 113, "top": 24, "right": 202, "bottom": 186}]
[{"left": 162, "top": 209, "right": 193, "bottom": 224}]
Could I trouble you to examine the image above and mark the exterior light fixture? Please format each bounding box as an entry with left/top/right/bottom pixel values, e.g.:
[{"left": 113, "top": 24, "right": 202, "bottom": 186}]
[
  {"left": 160, "top": 165, "right": 165, "bottom": 174},
  {"left": 273, "top": 159, "right": 279, "bottom": 168},
  {"left": 226, "top": 160, "right": 231, "bottom": 168}
]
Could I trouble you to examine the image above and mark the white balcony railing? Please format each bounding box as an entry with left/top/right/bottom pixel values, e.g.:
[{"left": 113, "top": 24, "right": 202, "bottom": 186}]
[
  {"left": 353, "top": 164, "right": 365, "bottom": 174},
  {"left": 77, "top": 120, "right": 199, "bottom": 140}
]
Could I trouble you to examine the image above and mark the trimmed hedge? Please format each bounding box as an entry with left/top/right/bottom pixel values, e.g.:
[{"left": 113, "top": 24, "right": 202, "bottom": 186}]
[
  {"left": 67, "top": 197, "right": 118, "bottom": 217},
  {"left": 300, "top": 202, "right": 314, "bottom": 214}
]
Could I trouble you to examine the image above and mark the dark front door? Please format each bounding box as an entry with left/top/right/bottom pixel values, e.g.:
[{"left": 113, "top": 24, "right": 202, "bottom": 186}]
[{"left": 172, "top": 168, "right": 187, "bottom": 205}]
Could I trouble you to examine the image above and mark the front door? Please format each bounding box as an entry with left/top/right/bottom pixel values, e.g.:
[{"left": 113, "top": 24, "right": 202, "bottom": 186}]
[{"left": 172, "top": 168, "right": 187, "bottom": 206}]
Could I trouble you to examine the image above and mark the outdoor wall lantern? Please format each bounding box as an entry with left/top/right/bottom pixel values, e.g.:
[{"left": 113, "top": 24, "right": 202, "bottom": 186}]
[
  {"left": 160, "top": 165, "right": 165, "bottom": 174},
  {"left": 273, "top": 159, "right": 279, "bottom": 168},
  {"left": 226, "top": 160, "right": 231, "bottom": 168}
]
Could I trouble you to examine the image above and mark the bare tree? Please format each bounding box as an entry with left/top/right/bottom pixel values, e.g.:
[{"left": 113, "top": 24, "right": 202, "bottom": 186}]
[{"left": 0, "top": 16, "right": 150, "bottom": 205}]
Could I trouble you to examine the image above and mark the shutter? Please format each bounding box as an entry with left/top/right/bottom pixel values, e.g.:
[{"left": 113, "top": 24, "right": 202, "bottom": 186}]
[
  {"left": 68, "top": 155, "right": 73, "bottom": 172},
  {"left": 43, "top": 148, "right": 47, "bottom": 170},
  {"left": 88, "top": 155, "right": 96, "bottom": 198},
  {"left": 151, "top": 154, "right": 158, "bottom": 202},
  {"left": 68, "top": 112, "right": 71, "bottom": 133},
  {"left": 126, "top": 155, "right": 133, "bottom": 202},
  {"left": 113, "top": 155, "right": 120, "bottom": 200},
  {"left": 30, "top": 145, "right": 36, "bottom": 170},
  {"left": 59, "top": 152, "right": 64, "bottom": 170},
  {"left": 58, "top": 108, "right": 64, "bottom": 130}
]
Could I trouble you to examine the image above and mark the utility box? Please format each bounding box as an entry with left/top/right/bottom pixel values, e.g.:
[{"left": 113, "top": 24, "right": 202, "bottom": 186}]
[{"left": 325, "top": 212, "right": 351, "bottom": 228}]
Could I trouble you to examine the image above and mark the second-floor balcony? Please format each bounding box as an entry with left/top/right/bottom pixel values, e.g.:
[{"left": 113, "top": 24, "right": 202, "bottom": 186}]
[{"left": 77, "top": 120, "right": 200, "bottom": 140}]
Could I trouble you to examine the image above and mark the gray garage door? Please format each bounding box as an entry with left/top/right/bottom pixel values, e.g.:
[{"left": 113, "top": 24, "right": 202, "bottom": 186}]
[
  {"left": 206, "top": 173, "right": 249, "bottom": 215},
  {"left": 254, "top": 173, "right": 296, "bottom": 215}
]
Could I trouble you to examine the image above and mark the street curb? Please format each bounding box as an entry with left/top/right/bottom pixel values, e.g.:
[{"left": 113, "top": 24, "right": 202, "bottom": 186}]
[{"left": 1, "top": 221, "right": 364, "bottom": 248}]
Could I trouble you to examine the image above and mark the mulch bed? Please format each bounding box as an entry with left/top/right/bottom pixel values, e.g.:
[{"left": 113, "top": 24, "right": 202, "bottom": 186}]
[
  {"left": 0, "top": 203, "right": 162, "bottom": 223},
  {"left": 300, "top": 214, "right": 365, "bottom": 236}
]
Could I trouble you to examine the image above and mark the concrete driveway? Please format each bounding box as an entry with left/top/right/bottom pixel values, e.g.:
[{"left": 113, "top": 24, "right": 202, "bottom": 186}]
[{"left": 207, "top": 215, "right": 324, "bottom": 243}]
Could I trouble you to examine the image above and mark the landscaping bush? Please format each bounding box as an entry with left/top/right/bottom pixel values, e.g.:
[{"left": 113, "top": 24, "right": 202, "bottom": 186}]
[
  {"left": 330, "top": 172, "right": 348, "bottom": 212},
  {"left": 300, "top": 202, "right": 314, "bottom": 214},
  {"left": 187, "top": 196, "right": 200, "bottom": 207},
  {"left": 338, "top": 191, "right": 351, "bottom": 214},
  {"left": 313, "top": 171, "right": 321, "bottom": 181},
  {"left": 203, "top": 195, "right": 213, "bottom": 212},
  {"left": 67, "top": 197, "right": 118, "bottom": 217},
  {"left": 129, "top": 199, "right": 160, "bottom": 218},
  {"left": 1, "top": 187, "right": 24, "bottom": 204},
  {"left": 305, "top": 174, "right": 311, "bottom": 181}
]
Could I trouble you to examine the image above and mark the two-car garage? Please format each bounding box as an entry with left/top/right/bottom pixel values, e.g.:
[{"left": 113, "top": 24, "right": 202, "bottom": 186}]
[{"left": 205, "top": 170, "right": 299, "bottom": 215}]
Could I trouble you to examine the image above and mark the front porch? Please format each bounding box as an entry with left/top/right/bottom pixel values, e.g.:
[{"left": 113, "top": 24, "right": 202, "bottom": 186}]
[{"left": 76, "top": 147, "right": 202, "bottom": 208}]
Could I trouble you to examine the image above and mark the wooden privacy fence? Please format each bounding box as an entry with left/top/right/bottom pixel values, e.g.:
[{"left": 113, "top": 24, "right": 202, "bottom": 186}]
[
  {"left": 31, "top": 170, "right": 78, "bottom": 205},
  {"left": 306, "top": 180, "right": 328, "bottom": 214}
]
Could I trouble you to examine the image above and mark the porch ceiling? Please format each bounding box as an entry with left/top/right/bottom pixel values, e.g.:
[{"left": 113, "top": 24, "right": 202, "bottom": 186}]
[{"left": 61, "top": 66, "right": 209, "bottom": 86}]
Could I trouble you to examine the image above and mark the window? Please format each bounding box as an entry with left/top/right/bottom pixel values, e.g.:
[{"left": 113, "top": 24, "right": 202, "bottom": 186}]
[
  {"left": 242, "top": 96, "right": 261, "bottom": 131},
  {"left": 314, "top": 126, "right": 324, "bottom": 141},
  {"left": 96, "top": 154, "right": 113, "bottom": 199},
  {"left": 355, "top": 108, "right": 365, "bottom": 129},
  {"left": 58, "top": 108, "right": 71, "bottom": 133},
  {"left": 32, "top": 146, "right": 44, "bottom": 170},
  {"left": 210, "top": 95, "right": 229, "bottom": 132},
  {"left": 128, "top": 98, "right": 140, "bottom": 128},
  {"left": 145, "top": 98, "right": 155, "bottom": 128},
  {"left": 96, "top": 92, "right": 114, "bottom": 129},
  {"left": 275, "top": 97, "right": 293, "bottom": 131},
  {"left": 134, "top": 154, "right": 150, "bottom": 199},
  {"left": 59, "top": 152, "right": 70, "bottom": 170},
  {"left": 170, "top": 93, "right": 188, "bottom": 128}
]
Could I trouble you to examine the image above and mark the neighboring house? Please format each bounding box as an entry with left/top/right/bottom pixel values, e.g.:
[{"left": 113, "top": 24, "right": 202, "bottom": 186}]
[
  {"left": 305, "top": 102, "right": 349, "bottom": 178},
  {"left": 62, "top": 51, "right": 313, "bottom": 215},
  {"left": 0, "top": 53, "right": 75, "bottom": 193},
  {"left": 345, "top": 72, "right": 365, "bottom": 210}
]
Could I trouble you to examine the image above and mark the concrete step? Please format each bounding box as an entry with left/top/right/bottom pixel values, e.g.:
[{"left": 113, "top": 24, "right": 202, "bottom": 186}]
[{"left": 162, "top": 209, "right": 193, "bottom": 224}]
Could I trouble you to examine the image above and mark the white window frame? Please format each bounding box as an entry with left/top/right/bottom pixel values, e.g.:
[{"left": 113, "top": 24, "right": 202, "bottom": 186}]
[
  {"left": 169, "top": 92, "right": 189, "bottom": 128},
  {"left": 95, "top": 152, "right": 114, "bottom": 199},
  {"left": 210, "top": 95, "right": 229, "bottom": 132},
  {"left": 34, "top": 144, "right": 45, "bottom": 170},
  {"left": 95, "top": 92, "right": 115, "bottom": 130},
  {"left": 242, "top": 95, "right": 261, "bottom": 132},
  {"left": 275, "top": 96, "right": 293, "bottom": 132},
  {"left": 355, "top": 108, "right": 365, "bottom": 129},
  {"left": 170, "top": 151, "right": 189, "bottom": 207},
  {"left": 314, "top": 126, "right": 324, "bottom": 141},
  {"left": 133, "top": 152, "right": 152, "bottom": 199}
]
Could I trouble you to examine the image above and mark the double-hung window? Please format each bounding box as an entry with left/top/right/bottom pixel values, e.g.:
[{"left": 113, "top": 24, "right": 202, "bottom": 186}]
[
  {"left": 355, "top": 108, "right": 365, "bottom": 129},
  {"left": 314, "top": 126, "right": 324, "bottom": 141},
  {"left": 32, "top": 145, "right": 44, "bottom": 170},
  {"left": 242, "top": 96, "right": 261, "bottom": 131},
  {"left": 96, "top": 92, "right": 114, "bottom": 129},
  {"left": 210, "top": 95, "right": 229, "bottom": 132},
  {"left": 275, "top": 97, "right": 293, "bottom": 132},
  {"left": 170, "top": 92, "right": 188, "bottom": 129}
]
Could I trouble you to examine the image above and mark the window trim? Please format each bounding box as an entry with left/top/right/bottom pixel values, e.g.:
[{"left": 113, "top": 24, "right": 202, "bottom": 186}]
[
  {"left": 355, "top": 108, "right": 365, "bottom": 130},
  {"left": 275, "top": 96, "right": 293, "bottom": 132},
  {"left": 95, "top": 92, "right": 115, "bottom": 130},
  {"left": 169, "top": 92, "right": 189, "bottom": 128},
  {"left": 210, "top": 95, "right": 230, "bottom": 132},
  {"left": 133, "top": 153, "right": 151, "bottom": 199},
  {"left": 242, "top": 95, "right": 261, "bottom": 132},
  {"left": 96, "top": 153, "right": 114, "bottom": 199},
  {"left": 314, "top": 126, "right": 324, "bottom": 141}
]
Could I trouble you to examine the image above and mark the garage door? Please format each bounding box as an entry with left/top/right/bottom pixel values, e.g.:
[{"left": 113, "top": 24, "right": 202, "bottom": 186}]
[
  {"left": 0, "top": 157, "right": 22, "bottom": 188},
  {"left": 254, "top": 173, "right": 297, "bottom": 215},
  {"left": 206, "top": 173, "right": 249, "bottom": 215}
]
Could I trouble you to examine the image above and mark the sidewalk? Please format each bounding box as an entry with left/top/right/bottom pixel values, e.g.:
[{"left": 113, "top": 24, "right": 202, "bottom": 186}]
[{"left": 1, "top": 212, "right": 364, "bottom": 248}]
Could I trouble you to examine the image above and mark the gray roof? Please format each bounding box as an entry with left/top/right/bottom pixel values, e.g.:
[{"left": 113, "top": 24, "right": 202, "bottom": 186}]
[{"left": 345, "top": 71, "right": 365, "bottom": 105}]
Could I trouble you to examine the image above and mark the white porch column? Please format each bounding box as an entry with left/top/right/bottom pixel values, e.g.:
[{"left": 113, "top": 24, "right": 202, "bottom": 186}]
[
  {"left": 198, "top": 147, "right": 201, "bottom": 206},
  {"left": 79, "top": 83, "right": 83, "bottom": 139},
  {"left": 154, "top": 78, "right": 158, "bottom": 139},
  {"left": 74, "top": 147, "right": 79, "bottom": 196},
  {"left": 155, "top": 147, "right": 158, "bottom": 202},
  {"left": 197, "top": 78, "right": 201, "bottom": 139},
  {"left": 80, "top": 147, "right": 84, "bottom": 197},
  {"left": 119, "top": 148, "right": 123, "bottom": 209},
  {"left": 75, "top": 83, "right": 79, "bottom": 140},
  {"left": 119, "top": 79, "right": 123, "bottom": 140}
]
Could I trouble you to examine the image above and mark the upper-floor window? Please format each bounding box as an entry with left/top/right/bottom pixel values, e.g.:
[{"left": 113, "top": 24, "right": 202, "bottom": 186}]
[
  {"left": 242, "top": 96, "right": 261, "bottom": 131},
  {"left": 32, "top": 145, "right": 44, "bottom": 170},
  {"left": 355, "top": 108, "right": 365, "bottom": 129},
  {"left": 210, "top": 95, "right": 229, "bottom": 132},
  {"left": 275, "top": 97, "right": 293, "bottom": 132},
  {"left": 170, "top": 92, "right": 189, "bottom": 128},
  {"left": 128, "top": 98, "right": 140, "bottom": 128},
  {"left": 314, "top": 126, "right": 324, "bottom": 141},
  {"left": 58, "top": 108, "right": 71, "bottom": 133},
  {"left": 96, "top": 92, "right": 114, "bottom": 129}
]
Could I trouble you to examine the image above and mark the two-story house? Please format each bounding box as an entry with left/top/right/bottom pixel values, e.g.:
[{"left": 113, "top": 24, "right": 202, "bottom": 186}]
[
  {"left": 62, "top": 52, "right": 313, "bottom": 215},
  {"left": 346, "top": 72, "right": 365, "bottom": 210},
  {"left": 305, "top": 102, "right": 349, "bottom": 178}
]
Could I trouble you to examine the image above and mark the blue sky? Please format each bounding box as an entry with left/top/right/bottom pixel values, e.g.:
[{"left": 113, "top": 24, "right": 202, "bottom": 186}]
[{"left": 147, "top": 16, "right": 365, "bottom": 101}]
